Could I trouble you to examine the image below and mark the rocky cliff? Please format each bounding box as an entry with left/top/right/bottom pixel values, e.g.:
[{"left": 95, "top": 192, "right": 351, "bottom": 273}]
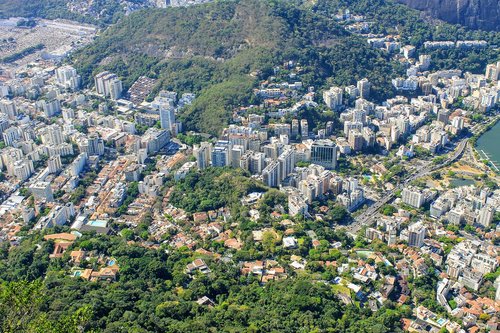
[{"left": 396, "top": 0, "right": 500, "bottom": 31}]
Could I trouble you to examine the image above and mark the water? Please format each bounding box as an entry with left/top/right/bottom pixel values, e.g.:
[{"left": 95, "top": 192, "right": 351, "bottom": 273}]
[
  {"left": 449, "top": 178, "right": 475, "bottom": 188},
  {"left": 476, "top": 121, "right": 500, "bottom": 173}
]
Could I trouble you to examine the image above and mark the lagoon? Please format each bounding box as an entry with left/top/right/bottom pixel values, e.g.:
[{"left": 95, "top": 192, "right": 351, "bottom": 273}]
[{"left": 476, "top": 120, "right": 500, "bottom": 173}]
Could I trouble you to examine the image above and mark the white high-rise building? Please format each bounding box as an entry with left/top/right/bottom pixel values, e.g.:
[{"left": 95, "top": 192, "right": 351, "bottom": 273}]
[
  {"left": 357, "top": 78, "right": 371, "bottom": 99},
  {"left": 485, "top": 63, "right": 499, "bottom": 81},
  {"left": 323, "top": 86, "right": 343, "bottom": 111},
  {"left": 278, "top": 147, "right": 295, "bottom": 181},
  {"left": 95, "top": 71, "right": 123, "bottom": 99},
  {"left": 0, "top": 99, "right": 17, "bottom": 120},
  {"left": 230, "top": 145, "right": 245, "bottom": 168},
  {"left": 300, "top": 119, "right": 308, "bottom": 138},
  {"left": 12, "top": 159, "right": 34, "bottom": 181},
  {"left": 41, "top": 99, "right": 61, "bottom": 117},
  {"left": 108, "top": 78, "right": 123, "bottom": 100},
  {"left": 249, "top": 152, "right": 265, "bottom": 174},
  {"left": 56, "top": 65, "right": 81, "bottom": 90},
  {"left": 311, "top": 139, "right": 337, "bottom": 169},
  {"left": 47, "top": 155, "right": 62, "bottom": 174},
  {"left": 71, "top": 153, "right": 88, "bottom": 177},
  {"left": 159, "top": 105, "right": 176, "bottom": 132},
  {"left": 408, "top": 222, "right": 426, "bottom": 247},
  {"left": 2, "top": 127, "right": 20, "bottom": 146},
  {"left": 262, "top": 160, "right": 280, "bottom": 188},
  {"left": 41, "top": 124, "right": 64, "bottom": 145},
  {"left": 193, "top": 142, "right": 212, "bottom": 169},
  {"left": 402, "top": 187, "right": 425, "bottom": 208},
  {"left": 477, "top": 205, "right": 495, "bottom": 228},
  {"left": 211, "top": 141, "right": 230, "bottom": 167},
  {"left": 30, "top": 181, "right": 54, "bottom": 202}
]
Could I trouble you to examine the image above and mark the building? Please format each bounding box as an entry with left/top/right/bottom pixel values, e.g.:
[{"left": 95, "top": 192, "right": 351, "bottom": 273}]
[
  {"left": 471, "top": 253, "right": 497, "bottom": 274},
  {"left": 0, "top": 99, "right": 17, "bottom": 120},
  {"left": 230, "top": 145, "right": 245, "bottom": 168},
  {"left": 78, "top": 133, "right": 105, "bottom": 156},
  {"left": 2, "top": 127, "right": 20, "bottom": 146},
  {"left": 477, "top": 205, "right": 495, "bottom": 228},
  {"left": 262, "top": 160, "right": 280, "bottom": 188},
  {"left": 485, "top": 62, "right": 499, "bottom": 81},
  {"left": 94, "top": 71, "right": 123, "bottom": 100},
  {"left": 211, "top": 141, "right": 230, "bottom": 167},
  {"left": 108, "top": 78, "right": 123, "bottom": 100},
  {"left": 56, "top": 65, "right": 81, "bottom": 91},
  {"left": 35, "top": 204, "right": 75, "bottom": 230},
  {"left": 291, "top": 119, "right": 299, "bottom": 138},
  {"left": 12, "top": 159, "right": 34, "bottom": 181},
  {"left": 323, "top": 86, "right": 343, "bottom": 111},
  {"left": 159, "top": 105, "right": 176, "bottom": 132},
  {"left": 193, "top": 142, "right": 212, "bottom": 169},
  {"left": 357, "top": 78, "right": 371, "bottom": 99},
  {"left": 71, "top": 153, "right": 87, "bottom": 177},
  {"left": 348, "top": 130, "right": 364, "bottom": 151},
  {"left": 310, "top": 139, "right": 337, "bottom": 169},
  {"left": 459, "top": 270, "right": 483, "bottom": 291},
  {"left": 40, "top": 99, "right": 61, "bottom": 117},
  {"left": 402, "top": 187, "right": 425, "bottom": 208},
  {"left": 288, "top": 194, "right": 308, "bottom": 216},
  {"left": 47, "top": 155, "right": 62, "bottom": 174},
  {"left": 408, "top": 222, "right": 426, "bottom": 247},
  {"left": 30, "top": 181, "right": 54, "bottom": 202},
  {"left": 142, "top": 128, "right": 170, "bottom": 154},
  {"left": 300, "top": 119, "right": 308, "bottom": 138},
  {"left": 40, "top": 124, "right": 64, "bottom": 145},
  {"left": 278, "top": 148, "right": 295, "bottom": 180},
  {"left": 366, "top": 227, "right": 384, "bottom": 241}
]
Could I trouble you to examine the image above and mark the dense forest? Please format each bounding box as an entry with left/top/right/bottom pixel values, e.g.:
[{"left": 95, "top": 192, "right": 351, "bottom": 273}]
[
  {"left": 169, "top": 167, "right": 267, "bottom": 213},
  {"left": 0, "top": 230, "right": 408, "bottom": 333}
]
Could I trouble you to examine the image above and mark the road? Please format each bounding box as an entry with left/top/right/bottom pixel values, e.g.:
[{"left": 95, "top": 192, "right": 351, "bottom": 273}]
[{"left": 343, "top": 138, "right": 469, "bottom": 235}]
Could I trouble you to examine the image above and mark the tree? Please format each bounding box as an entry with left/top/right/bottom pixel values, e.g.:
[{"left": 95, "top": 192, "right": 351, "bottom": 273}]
[
  {"left": 380, "top": 204, "right": 397, "bottom": 216},
  {"left": 0, "top": 280, "right": 91, "bottom": 333}
]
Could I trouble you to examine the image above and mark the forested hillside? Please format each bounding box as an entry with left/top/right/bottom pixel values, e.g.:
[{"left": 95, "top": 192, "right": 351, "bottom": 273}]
[
  {"left": 71, "top": 0, "right": 500, "bottom": 135},
  {"left": 0, "top": 231, "right": 407, "bottom": 333},
  {"left": 73, "top": 0, "right": 404, "bottom": 134}
]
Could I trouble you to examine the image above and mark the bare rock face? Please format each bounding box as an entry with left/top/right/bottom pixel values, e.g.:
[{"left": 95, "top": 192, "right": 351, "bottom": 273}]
[{"left": 396, "top": 0, "right": 500, "bottom": 31}]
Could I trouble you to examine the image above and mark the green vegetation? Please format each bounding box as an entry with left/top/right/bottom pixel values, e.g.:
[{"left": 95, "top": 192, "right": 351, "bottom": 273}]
[
  {"left": 69, "top": 0, "right": 500, "bottom": 135},
  {"left": 16, "top": 18, "right": 37, "bottom": 27},
  {"left": 380, "top": 204, "right": 397, "bottom": 216},
  {"left": 72, "top": 0, "right": 405, "bottom": 135},
  {"left": 0, "top": 280, "right": 91, "bottom": 333},
  {"left": 176, "top": 133, "right": 205, "bottom": 146},
  {"left": 0, "top": 231, "right": 409, "bottom": 332},
  {"left": 115, "top": 181, "right": 140, "bottom": 216},
  {"left": 169, "top": 167, "right": 267, "bottom": 213},
  {"left": 1, "top": 44, "right": 44, "bottom": 64}
]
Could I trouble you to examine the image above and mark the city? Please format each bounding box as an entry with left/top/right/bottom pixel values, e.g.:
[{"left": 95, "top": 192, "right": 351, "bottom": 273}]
[{"left": 0, "top": 0, "right": 499, "bottom": 332}]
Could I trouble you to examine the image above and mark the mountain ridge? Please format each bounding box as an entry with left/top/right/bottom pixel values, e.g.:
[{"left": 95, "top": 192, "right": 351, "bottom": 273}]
[{"left": 396, "top": 0, "right": 500, "bottom": 31}]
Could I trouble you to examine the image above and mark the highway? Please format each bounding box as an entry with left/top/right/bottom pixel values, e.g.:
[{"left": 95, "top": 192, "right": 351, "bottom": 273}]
[{"left": 343, "top": 138, "right": 469, "bottom": 235}]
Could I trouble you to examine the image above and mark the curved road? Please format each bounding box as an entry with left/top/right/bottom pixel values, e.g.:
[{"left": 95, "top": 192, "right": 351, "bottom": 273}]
[{"left": 344, "top": 139, "right": 469, "bottom": 235}]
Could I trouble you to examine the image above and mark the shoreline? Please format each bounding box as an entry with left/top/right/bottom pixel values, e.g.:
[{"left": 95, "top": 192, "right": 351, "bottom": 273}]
[{"left": 472, "top": 115, "right": 500, "bottom": 174}]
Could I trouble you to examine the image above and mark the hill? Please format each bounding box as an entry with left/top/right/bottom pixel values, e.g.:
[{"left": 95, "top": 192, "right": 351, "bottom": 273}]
[
  {"left": 73, "top": 0, "right": 500, "bottom": 135},
  {"left": 72, "top": 0, "right": 402, "bottom": 135}
]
